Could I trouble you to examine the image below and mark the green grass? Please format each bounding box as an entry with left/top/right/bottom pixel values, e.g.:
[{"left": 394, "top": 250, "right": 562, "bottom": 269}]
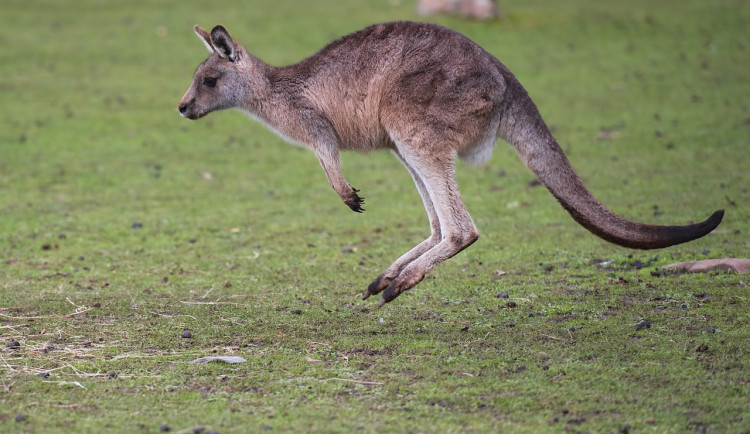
[{"left": 1, "top": 0, "right": 749, "bottom": 432}]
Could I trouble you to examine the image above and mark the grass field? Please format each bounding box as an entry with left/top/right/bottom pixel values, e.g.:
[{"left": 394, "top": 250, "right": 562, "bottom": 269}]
[{"left": 1, "top": 0, "right": 749, "bottom": 432}]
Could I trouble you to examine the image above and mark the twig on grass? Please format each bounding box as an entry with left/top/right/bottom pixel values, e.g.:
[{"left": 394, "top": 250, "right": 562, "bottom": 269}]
[
  {"left": 0, "top": 306, "right": 92, "bottom": 320},
  {"left": 539, "top": 333, "right": 569, "bottom": 343},
  {"left": 463, "top": 331, "right": 491, "bottom": 348},
  {"left": 54, "top": 380, "right": 87, "bottom": 389},
  {"left": 321, "top": 378, "right": 382, "bottom": 386}
]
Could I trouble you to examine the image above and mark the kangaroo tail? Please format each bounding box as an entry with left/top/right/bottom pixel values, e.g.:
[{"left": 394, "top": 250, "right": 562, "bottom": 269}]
[{"left": 500, "top": 85, "right": 723, "bottom": 250}]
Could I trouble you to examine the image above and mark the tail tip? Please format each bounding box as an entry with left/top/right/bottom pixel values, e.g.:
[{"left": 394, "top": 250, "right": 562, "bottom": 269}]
[{"left": 708, "top": 209, "right": 725, "bottom": 228}]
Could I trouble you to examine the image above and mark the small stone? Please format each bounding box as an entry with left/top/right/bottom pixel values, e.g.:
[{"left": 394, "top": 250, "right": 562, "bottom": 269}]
[
  {"left": 706, "top": 327, "right": 716, "bottom": 334},
  {"left": 15, "top": 414, "right": 26, "bottom": 423},
  {"left": 132, "top": 221, "right": 143, "bottom": 229},
  {"left": 189, "top": 238, "right": 197, "bottom": 244},
  {"left": 292, "top": 309, "right": 302, "bottom": 315},
  {"left": 701, "top": 249, "right": 710, "bottom": 255},
  {"left": 37, "top": 372, "right": 50, "bottom": 378},
  {"left": 193, "top": 426, "right": 205, "bottom": 434},
  {"left": 92, "top": 302, "right": 101, "bottom": 308},
  {"left": 7, "top": 340, "right": 20, "bottom": 349},
  {"left": 160, "top": 424, "right": 171, "bottom": 432},
  {"left": 341, "top": 247, "right": 354, "bottom": 253},
  {"left": 41, "top": 243, "right": 52, "bottom": 250},
  {"left": 223, "top": 280, "right": 232, "bottom": 288},
  {"left": 261, "top": 426, "right": 273, "bottom": 431},
  {"left": 635, "top": 320, "right": 651, "bottom": 331},
  {"left": 542, "top": 365, "right": 549, "bottom": 371},
  {"left": 496, "top": 292, "right": 509, "bottom": 299},
  {"left": 506, "top": 301, "right": 517, "bottom": 308},
  {"left": 696, "top": 344, "right": 709, "bottom": 352},
  {"left": 107, "top": 372, "right": 117, "bottom": 379},
  {"left": 181, "top": 330, "right": 193, "bottom": 339}
]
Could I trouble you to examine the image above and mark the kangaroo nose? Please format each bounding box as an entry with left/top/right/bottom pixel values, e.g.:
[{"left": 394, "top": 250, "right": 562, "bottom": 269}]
[{"left": 178, "top": 103, "right": 188, "bottom": 114}]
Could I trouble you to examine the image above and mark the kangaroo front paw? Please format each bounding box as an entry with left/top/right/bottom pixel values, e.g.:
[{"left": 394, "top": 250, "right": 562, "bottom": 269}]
[{"left": 345, "top": 188, "right": 365, "bottom": 213}]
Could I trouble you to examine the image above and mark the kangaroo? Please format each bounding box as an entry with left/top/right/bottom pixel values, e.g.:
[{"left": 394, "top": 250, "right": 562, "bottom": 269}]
[{"left": 178, "top": 22, "right": 724, "bottom": 307}]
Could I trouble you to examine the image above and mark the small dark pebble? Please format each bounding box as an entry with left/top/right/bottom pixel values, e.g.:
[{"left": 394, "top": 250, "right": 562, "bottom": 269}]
[
  {"left": 680, "top": 303, "right": 688, "bottom": 310},
  {"left": 341, "top": 247, "right": 354, "bottom": 253},
  {"left": 506, "top": 322, "right": 516, "bottom": 328},
  {"left": 460, "top": 326, "right": 470, "bottom": 332},
  {"left": 107, "top": 372, "right": 117, "bottom": 379},
  {"left": 701, "top": 249, "right": 710, "bottom": 255},
  {"left": 706, "top": 327, "right": 716, "bottom": 334},
  {"left": 568, "top": 327, "right": 576, "bottom": 332},
  {"left": 92, "top": 302, "right": 101, "bottom": 308},
  {"left": 224, "top": 280, "right": 232, "bottom": 288},
  {"left": 528, "top": 313, "right": 535, "bottom": 317},
  {"left": 193, "top": 426, "right": 205, "bottom": 434},
  {"left": 58, "top": 233, "right": 67, "bottom": 239},
  {"left": 7, "top": 340, "right": 21, "bottom": 349},
  {"left": 261, "top": 426, "right": 273, "bottom": 431},
  {"left": 132, "top": 221, "right": 143, "bottom": 229},
  {"left": 496, "top": 292, "right": 509, "bottom": 299},
  {"left": 542, "top": 365, "right": 550, "bottom": 371},
  {"left": 506, "top": 301, "right": 517, "bottom": 308},
  {"left": 15, "top": 414, "right": 26, "bottom": 423},
  {"left": 635, "top": 320, "right": 651, "bottom": 331},
  {"left": 189, "top": 238, "right": 197, "bottom": 244},
  {"left": 37, "top": 372, "right": 50, "bottom": 378},
  {"left": 561, "top": 408, "right": 570, "bottom": 415},
  {"left": 696, "top": 344, "right": 709, "bottom": 352},
  {"left": 160, "top": 424, "right": 171, "bottom": 432},
  {"left": 41, "top": 243, "right": 52, "bottom": 250},
  {"left": 181, "top": 330, "right": 193, "bottom": 339},
  {"left": 292, "top": 309, "right": 302, "bottom": 315}
]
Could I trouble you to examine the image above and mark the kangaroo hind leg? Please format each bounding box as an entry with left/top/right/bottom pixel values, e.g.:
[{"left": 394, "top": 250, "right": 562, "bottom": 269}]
[
  {"left": 363, "top": 149, "right": 442, "bottom": 299},
  {"left": 377, "top": 146, "right": 479, "bottom": 307}
]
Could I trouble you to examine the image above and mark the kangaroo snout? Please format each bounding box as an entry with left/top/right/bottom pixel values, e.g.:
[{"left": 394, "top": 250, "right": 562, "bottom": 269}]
[{"left": 177, "top": 98, "right": 201, "bottom": 119}]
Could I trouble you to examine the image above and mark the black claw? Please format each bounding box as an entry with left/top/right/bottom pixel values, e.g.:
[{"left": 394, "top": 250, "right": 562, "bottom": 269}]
[{"left": 346, "top": 191, "right": 365, "bottom": 213}]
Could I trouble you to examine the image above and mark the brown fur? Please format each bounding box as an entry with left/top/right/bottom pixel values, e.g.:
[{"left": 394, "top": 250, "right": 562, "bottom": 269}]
[{"left": 178, "top": 22, "right": 723, "bottom": 306}]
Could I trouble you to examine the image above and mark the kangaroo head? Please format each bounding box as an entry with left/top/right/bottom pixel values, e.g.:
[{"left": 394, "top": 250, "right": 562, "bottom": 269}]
[{"left": 178, "top": 25, "right": 250, "bottom": 120}]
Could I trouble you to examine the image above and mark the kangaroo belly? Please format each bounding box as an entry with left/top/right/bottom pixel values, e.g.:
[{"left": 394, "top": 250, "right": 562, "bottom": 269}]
[{"left": 457, "top": 136, "right": 497, "bottom": 165}]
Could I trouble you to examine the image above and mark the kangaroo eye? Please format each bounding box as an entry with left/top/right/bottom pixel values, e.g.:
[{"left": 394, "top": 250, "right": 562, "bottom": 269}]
[{"left": 203, "top": 77, "right": 217, "bottom": 88}]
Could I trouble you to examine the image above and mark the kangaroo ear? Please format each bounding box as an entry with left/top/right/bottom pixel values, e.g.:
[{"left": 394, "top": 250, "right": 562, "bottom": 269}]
[
  {"left": 210, "top": 25, "right": 238, "bottom": 62},
  {"left": 194, "top": 25, "right": 214, "bottom": 53}
]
